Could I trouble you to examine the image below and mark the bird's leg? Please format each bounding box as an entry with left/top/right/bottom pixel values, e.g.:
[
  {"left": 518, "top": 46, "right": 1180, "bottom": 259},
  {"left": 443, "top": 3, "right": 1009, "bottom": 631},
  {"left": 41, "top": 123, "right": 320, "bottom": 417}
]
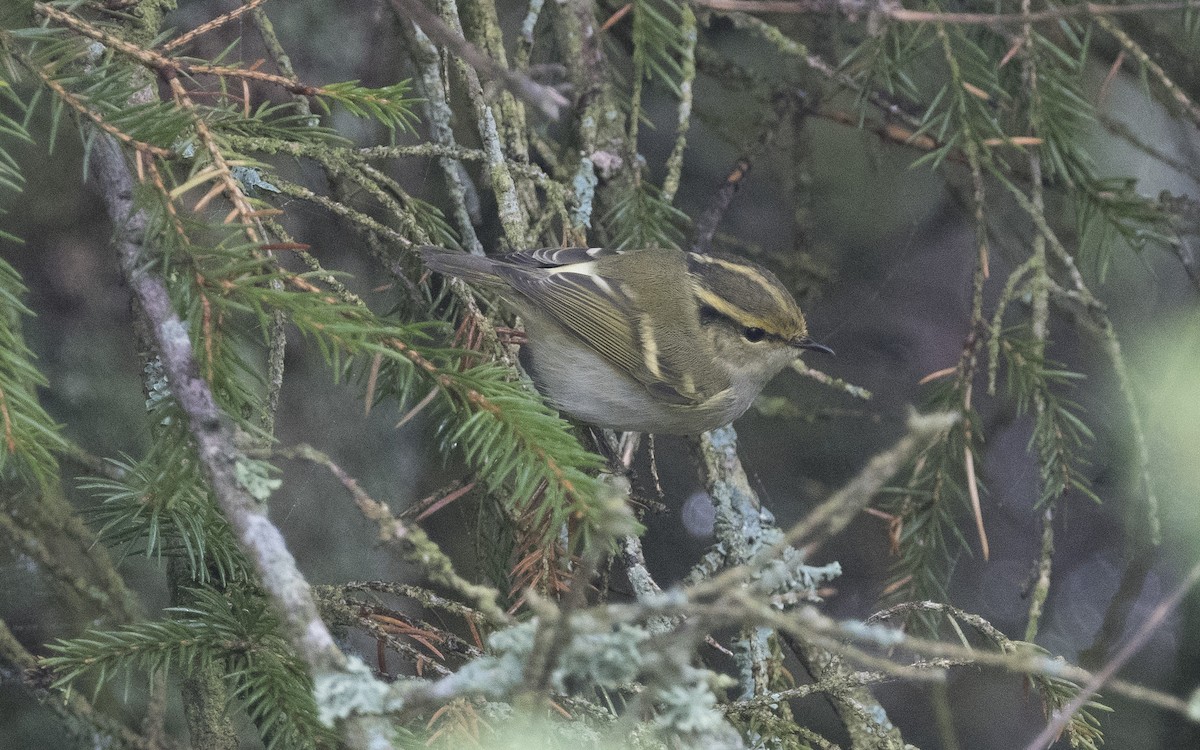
[{"left": 494, "top": 326, "right": 529, "bottom": 346}]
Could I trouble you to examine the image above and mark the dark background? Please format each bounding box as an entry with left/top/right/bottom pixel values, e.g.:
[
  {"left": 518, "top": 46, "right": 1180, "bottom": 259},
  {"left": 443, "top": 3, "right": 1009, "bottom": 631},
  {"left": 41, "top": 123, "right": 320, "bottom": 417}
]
[{"left": 2, "top": 1, "right": 1200, "bottom": 748}]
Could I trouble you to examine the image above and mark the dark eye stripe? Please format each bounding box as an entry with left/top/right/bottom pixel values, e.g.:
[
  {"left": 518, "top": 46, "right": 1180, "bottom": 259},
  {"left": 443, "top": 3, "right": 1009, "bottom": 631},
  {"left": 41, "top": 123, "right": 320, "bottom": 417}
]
[
  {"left": 696, "top": 302, "right": 777, "bottom": 340},
  {"left": 698, "top": 304, "right": 723, "bottom": 324},
  {"left": 698, "top": 305, "right": 777, "bottom": 343}
]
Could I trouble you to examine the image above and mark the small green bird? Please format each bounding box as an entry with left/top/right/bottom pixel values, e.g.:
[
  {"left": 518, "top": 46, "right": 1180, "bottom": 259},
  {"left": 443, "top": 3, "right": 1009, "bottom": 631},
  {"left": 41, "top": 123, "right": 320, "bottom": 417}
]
[{"left": 420, "top": 246, "right": 831, "bottom": 434}]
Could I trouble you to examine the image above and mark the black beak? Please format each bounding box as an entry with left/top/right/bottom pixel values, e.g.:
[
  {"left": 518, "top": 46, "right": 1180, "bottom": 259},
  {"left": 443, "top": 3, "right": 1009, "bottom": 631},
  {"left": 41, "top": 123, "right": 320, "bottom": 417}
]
[{"left": 794, "top": 337, "right": 834, "bottom": 355}]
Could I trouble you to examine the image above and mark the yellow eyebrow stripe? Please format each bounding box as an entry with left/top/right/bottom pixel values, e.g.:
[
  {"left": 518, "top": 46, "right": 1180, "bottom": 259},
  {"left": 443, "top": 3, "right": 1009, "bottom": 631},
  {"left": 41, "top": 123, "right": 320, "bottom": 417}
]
[{"left": 692, "top": 287, "right": 775, "bottom": 331}]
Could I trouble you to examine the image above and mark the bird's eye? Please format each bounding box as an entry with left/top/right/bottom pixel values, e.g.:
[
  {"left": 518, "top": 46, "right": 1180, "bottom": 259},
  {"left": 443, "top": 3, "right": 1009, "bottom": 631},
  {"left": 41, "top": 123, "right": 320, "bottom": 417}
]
[{"left": 742, "top": 327, "right": 766, "bottom": 343}]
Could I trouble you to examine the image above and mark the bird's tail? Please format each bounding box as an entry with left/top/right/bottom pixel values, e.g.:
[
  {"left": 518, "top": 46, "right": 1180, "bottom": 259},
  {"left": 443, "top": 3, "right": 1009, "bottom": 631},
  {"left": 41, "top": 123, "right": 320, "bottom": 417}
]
[{"left": 418, "top": 246, "right": 504, "bottom": 286}]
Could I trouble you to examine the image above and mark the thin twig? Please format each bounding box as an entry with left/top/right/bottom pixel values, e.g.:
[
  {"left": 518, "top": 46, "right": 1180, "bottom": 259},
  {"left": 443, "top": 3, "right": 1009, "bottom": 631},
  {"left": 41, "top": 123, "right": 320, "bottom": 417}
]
[
  {"left": 268, "top": 444, "right": 511, "bottom": 626},
  {"left": 789, "top": 361, "right": 873, "bottom": 400},
  {"left": 161, "top": 0, "right": 271, "bottom": 52},
  {"left": 692, "top": 159, "right": 751, "bottom": 254},
  {"left": 399, "top": 13, "right": 486, "bottom": 256},
  {"left": 692, "top": 0, "right": 1200, "bottom": 26},
  {"left": 1023, "top": 556, "right": 1200, "bottom": 750},
  {"left": 662, "top": 5, "right": 697, "bottom": 204},
  {"left": 385, "top": 0, "right": 568, "bottom": 119},
  {"left": 1094, "top": 14, "right": 1200, "bottom": 130}
]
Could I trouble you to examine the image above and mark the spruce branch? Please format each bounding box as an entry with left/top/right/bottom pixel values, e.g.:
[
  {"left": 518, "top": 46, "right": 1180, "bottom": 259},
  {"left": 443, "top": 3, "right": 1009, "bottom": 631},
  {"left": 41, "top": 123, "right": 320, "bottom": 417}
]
[
  {"left": 0, "top": 259, "right": 68, "bottom": 488},
  {"left": 880, "top": 394, "right": 980, "bottom": 615},
  {"left": 45, "top": 587, "right": 336, "bottom": 750},
  {"left": 998, "top": 175, "right": 1162, "bottom": 546},
  {"left": 35, "top": 72, "right": 171, "bottom": 157},
  {"left": 0, "top": 506, "right": 119, "bottom": 615},
  {"left": 1019, "top": 0, "right": 1056, "bottom": 640},
  {"left": 712, "top": 598, "right": 1176, "bottom": 729},
  {"left": 86, "top": 131, "right": 400, "bottom": 748},
  {"left": 181, "top": 223, "right": 618, "bottom": 556},
  {"left": 949, "top": 13, "right": 996, "bottom": 561},
  {"left": 322, "top": 598, "right": 457, "bottom": 677},
  {"left": 33, "top": 3, "right": 418, "bottom": 132},
  {"left": 0, "top": 618, "right": 179, "bottom": 750},
  {"left": 82, "top": 438, "right": 250, "bottom": 585},
  {"left": 246, "top": 1, "right": 313, "bottom": 118},
  {"left": 870, "top": 602, "right": 1110, "bottom": 750},
  {"left": 424, "top": 0, "right": 531, "bottom": 248}
]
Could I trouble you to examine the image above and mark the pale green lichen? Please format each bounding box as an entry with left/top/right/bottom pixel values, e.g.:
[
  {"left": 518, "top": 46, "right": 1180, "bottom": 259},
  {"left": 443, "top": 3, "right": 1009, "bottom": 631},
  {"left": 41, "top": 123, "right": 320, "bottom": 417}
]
[
  {"left": 313, "top": 656, "right": 391, "bottom": 727},
  {"left": 652, "top": 666, "right": 740, "bottom": 745},
  {"left": 571, "top": 156, "right": 598, "bottom": 228},
  {"left": 752, "top": 552, "right": 841, "bottom": 604},
  {"left": 552, "top": 619, "right": 648, "bottom": 690},
  {"left": 143, "top": 358, "right": 172, "bottom": 417},
  {"left": 439, "top": 615, "right": 650, "bottom": 699},
  {"left": 231, "top": 166, "right": 280, "bottom": 195},
  {"left": 234, "top": 458, "right": 282, "bottom": 502}
]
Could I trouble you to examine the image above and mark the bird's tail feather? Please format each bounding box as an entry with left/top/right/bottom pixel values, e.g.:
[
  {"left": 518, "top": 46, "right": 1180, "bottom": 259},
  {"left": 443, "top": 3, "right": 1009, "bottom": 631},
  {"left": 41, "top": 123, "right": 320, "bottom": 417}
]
[{"left": 418, "top": 246, "right": 503, "bottom": 286}]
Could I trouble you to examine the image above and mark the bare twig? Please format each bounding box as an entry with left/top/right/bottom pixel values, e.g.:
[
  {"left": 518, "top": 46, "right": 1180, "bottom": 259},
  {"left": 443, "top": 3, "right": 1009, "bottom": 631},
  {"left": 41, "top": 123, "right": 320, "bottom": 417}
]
[
  {"left": 1095, "top": 14, "right": 1200, "bottom": 130},
  {"left": 691, "top": 0, "right": 1200, "bottom": 26},
  {"left": 692, "top": 158, "right": 751, "bottom": 255},
  {"left": 267, "top": 444, "right": 511, "bottom": 626},
  {"left": 619, "top": 534, "right": 677, "bottom": 634},
  {"left": 161, "top": 0, "right": 271, "bottom": 52},
  {"left": 789, "top": 361, "right": 873, "bottom": 400},
  {"left": 661, "top": 5, "right": 697, "bottom": 204},
  {"left": 386, "top": 0, "right": 568, "bottom": 119},
  {"left": 1024, "top": 556, "right": 1200, "bottom": 750}
]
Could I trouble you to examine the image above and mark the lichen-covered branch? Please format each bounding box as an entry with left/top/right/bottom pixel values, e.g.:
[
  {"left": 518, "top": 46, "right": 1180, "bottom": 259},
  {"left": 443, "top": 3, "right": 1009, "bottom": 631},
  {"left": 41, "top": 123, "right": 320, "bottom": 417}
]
[
  {"left": 385, "top": 0, "right": 568, "bottom": 120},
  {"left": 87, "top": 132, "right": 397, "bottom": 749}
]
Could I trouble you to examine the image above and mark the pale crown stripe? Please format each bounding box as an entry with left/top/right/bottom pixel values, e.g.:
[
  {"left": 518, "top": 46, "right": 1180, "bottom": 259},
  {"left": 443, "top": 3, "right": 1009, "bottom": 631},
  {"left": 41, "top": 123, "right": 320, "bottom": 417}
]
[{"left": 692, "top": 254, "right": 791, "bottom": 311}]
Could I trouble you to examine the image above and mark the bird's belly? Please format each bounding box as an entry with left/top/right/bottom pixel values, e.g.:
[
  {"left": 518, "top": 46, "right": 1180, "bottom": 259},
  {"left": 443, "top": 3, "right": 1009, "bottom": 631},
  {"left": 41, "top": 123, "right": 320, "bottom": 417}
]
[{"left": 524, "top": 337, "right": 747, "bottom": 434}]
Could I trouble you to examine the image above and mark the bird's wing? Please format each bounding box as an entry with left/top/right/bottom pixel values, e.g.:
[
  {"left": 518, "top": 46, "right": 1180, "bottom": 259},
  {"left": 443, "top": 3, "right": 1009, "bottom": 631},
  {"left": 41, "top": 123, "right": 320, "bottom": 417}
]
[
  {"left": 498, "top": 257, "right": 707, "bottom": 406},
  {"left": 497, "top": 246, "right": 616, "bottom": 267}
]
